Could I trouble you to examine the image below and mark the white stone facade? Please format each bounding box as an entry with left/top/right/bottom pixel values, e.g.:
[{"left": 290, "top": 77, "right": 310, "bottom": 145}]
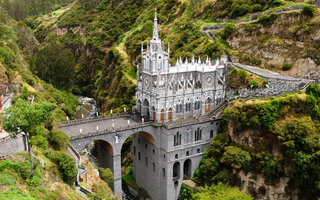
[{"left": 136, "top": 12, "right": 227, "bottom": 123}]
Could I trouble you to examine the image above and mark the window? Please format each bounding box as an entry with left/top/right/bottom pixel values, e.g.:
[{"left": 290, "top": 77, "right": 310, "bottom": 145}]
[
  {"left": 210, "top": 130, "right": 214, "bottom": 138},
  {"left": 138, "top": 152, "right": 141, "bottom": 160},
  {"left": 134, "top": 146, "right": 136, "bottom": 155},
  {"left": 163, "top": 154, "right": 166, "bottom": 159},
  {"left": 186, "top": 103, "right": 192, "bottom": 112},
  {"left": 145, "top": 157, "right": 148, "bottom": 166},
  {"left": 153, "top": 149, "right": 155, "bottom": 154},
  {"left": 176, "top": 104, "right": 183, "bottom": 113},
  {"left": 186, "top": 151, "right": 189, "bottom": 156},
  {"left": 162, "top": 168, "right": 166, "bottom": 177},
  {"left": 145, "top": 144, "right": 148, "bottom": 149},
  {"left": 197, "top": 149, "right": 200, "bottom": 153},
  {"left": 194, "top": 101, "right": 201, "bottom": 110},
  {"left": 174, "top": 132, "right": 182, "bottom": 146},
  {"left": 195, "top": 128, "right": 202, "bottom": 142},
  {"left": 175, "top": 154, "right": 178, "bottom": 159},
  {"left": 153, "top": 163, "right": 155, "bottom": 172}
]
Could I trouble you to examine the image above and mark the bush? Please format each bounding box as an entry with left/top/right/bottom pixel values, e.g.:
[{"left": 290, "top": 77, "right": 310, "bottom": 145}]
[
  {"left": 302, "top": 5, "right": 315, "bottom": 17},
  {"left": 30, "top": 135, "right": 48, "bottom": 150},
  {"left": 49, "top": 129, "right": 70, "bottom": 150},
  {"left": 251, "top": 4, "right": 263, "bottom": 12},
  {"left": 256, "top": 13, "right": 277, "bottom": 25},
  {"left": 249, "top": 79, "right": 259, "bottom": 88},
  {"left": 222, "top": 23, "right": 236, "bottom": 40},
  {"left": 99, "top": 167, "right": 114, "bottom": 184},
  {"left": 46, "top": 151, "right": 77, "bottom": 185},
  {"left": 282, "top": 62, "right": 291, "bottom": 71}
]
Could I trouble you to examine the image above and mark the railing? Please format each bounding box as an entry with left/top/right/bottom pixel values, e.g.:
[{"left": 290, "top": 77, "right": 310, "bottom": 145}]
[
  {"left": 69, "top": 145, "right": 93, "bottom": 195},
  {"left": 61, "top": 113, "right": 130, "bottom": 127}
]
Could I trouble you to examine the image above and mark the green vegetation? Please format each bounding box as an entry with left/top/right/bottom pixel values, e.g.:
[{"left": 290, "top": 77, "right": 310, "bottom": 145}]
[
  {"left": 282, "top": 62, "right": 292, "bottom": 71},
  {"left": 193, "top": 183, "right": 253, "bottom": 200},
  {"left": 302, "top": 4, "right": 315, "bottom": 17},
  {"left": 255, "top": 13, "right": 278, "bottom": 25},
  {"left": 99, "top": 168, "right": 114, "bottom": 184},
  {"left": 226, "top": 67, "right": 267, "bottom": 89},
  {"left": 0, "top": 0, "right": 73, "bottom": 21},
  {"left": 195, "top": 84, "right": 320, "bottom": 199}
]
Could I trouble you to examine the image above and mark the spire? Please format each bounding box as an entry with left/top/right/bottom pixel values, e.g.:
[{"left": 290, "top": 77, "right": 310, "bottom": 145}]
[
  {"left": 141, "top": 42, "right": 143, "bottom": 53},
  {"left": 192, "top": 55, "right": 195, "bottom": 64},
  {"left": 152, "top": 9, "right": 159, "bottom": 40}
]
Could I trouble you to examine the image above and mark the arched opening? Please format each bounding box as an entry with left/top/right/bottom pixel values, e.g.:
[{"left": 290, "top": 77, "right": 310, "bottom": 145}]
[
  {"left": 151, "top": 106, "right": 156, "bottom": 121},
  {"left": 205, "top": 98, "right": 212, "bottom": 113},
  {"left": 173, "top": 162, "right": 180, "bottom": 179},
  {"left": 183, "top": 159, "right": 192, "bottom": 180},
  {"left": 160, "top": 109, "right": 164, "bottom": 121},
  {"left": 91, "top": 140, "right": 114, "bottom": 170},
  {"left": 143, "top": 99, "right": 150, "bottom": 117},
  {"left": 138, "top": 132, "right": 155, "bottom": 145},
  {"left": 168, "top": 108, "right": 172, "bottom": 120}
]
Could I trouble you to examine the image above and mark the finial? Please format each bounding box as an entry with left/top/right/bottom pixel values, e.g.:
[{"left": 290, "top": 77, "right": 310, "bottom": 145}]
[
  {"left": 192, "top": 55, "right": 195, "bottom": 63},
  {"left": 176, "top": 58, "right": 179, "bottom": 65}
]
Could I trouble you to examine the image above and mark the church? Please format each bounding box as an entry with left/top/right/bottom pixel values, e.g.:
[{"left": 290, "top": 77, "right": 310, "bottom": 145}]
[{"left": 135, "top": 11, "right": 227, "bottom": 123}]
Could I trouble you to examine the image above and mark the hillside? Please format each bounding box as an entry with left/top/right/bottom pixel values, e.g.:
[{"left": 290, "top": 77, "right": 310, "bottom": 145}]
[
  {"left": 193, "top": 84, "right": 320, "bottom": 199},
  {"left": 227, "top": 6, "right": 320, "bottom": 81}
]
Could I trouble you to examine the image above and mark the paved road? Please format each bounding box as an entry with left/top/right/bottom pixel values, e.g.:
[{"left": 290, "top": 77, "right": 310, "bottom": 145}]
[{"left": 233, "top": 63, "right": 302, "bottom": 81}]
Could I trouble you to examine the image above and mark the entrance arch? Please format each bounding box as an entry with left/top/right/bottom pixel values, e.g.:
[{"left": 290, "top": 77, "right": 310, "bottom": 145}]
[
  {"left": 143, "top": 99, "right": 150, "bottom": 117},
  {"left": 205, "top": 98, "right": 212, "bottom": 113},
  {"left": 168, "top": 108, "right": 172, "bottom": 120},
  {"left": 183, "top": 159, "right": 192, "bottom": 180}
]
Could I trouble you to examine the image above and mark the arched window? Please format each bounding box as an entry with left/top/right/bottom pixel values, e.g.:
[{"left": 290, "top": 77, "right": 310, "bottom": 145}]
[
  {"left": 185, "top": 102, "right": 192, "bottom": 112},
  {"left": 168, "top": 108, "right": 172, "bottom": 120},
  {"left": 145, "top": 144, "right": 148, "bottom": 149},
  {"left": 153, "top": 149, "right": 155, "bottom": 154},
  {"left": 162, "top": 168, "right": 166, "bottom": 177},
  {"left": 160, "top": 109, "right": 164, "bottom": 121},
  {"left": 195, "top": 128, "right": 202, "bottom": 142},
  {"left": 138, "top": 152, "right": 141, "bottom": 160},
  {"left": 174, "top": 132, "right": 182, "bottom": 146},
  {"left": 210, "top": 130, "right": 214, "bottom": 138},
  {"left": 194, "top": 101, "right": 201, "bottom": 110},
  {"left": 186, "top": 151, "right": 189, "bottom": 156},
  {"left": 175, "top": 154, "right": 178, "bottom": 159}
]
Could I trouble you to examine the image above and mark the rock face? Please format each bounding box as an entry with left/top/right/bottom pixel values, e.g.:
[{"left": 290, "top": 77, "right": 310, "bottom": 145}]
[
  {"left": 227, "top": 123, "right": 299, "bottom": 200},
  {"left": 227, "top": 11, "right": 320, "bottom": 82}
]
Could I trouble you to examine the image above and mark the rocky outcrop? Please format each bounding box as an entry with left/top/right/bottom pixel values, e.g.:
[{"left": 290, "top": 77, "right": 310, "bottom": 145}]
[{"left": 227, "top": 11, "right": 320, "bottom": 82}]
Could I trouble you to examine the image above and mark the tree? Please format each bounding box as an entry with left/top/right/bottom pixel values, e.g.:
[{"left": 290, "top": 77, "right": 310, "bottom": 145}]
[
  {"left": 192, "top": 183, "right": 253, "bottom": 200},
  {"left": 99, "top": 167, "right": 114, "bottom": 184},
  {"left": 2, "top": 98, "right": 56, "bottom": 179}
]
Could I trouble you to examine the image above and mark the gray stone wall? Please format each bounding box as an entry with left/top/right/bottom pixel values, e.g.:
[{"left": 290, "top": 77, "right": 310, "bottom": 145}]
[{"left": 0, "top": 133, "right": 27, "bottom": 156}]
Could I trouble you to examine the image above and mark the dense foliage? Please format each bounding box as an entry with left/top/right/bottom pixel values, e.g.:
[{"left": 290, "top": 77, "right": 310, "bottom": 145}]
[
  {"left": 194, "top": 84, "right": 320, "bottom": 199},
  {"left": 0, "top": 0, "right": 73, "bottom": 20},
  {"left": 226, "top": 67, "right": 267, "bottom": 89}
]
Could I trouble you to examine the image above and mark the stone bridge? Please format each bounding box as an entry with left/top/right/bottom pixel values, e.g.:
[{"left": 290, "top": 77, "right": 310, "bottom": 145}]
[{"left": 60, "top": 112, "right": 221, "bottom": 198}]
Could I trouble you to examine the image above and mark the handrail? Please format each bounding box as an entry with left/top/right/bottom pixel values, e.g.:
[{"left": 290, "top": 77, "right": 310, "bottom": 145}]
[
  {"left": 69, "top": 145, "right": 93, "bottom": 195},
  {"left": 61, "top": 113, "right": 130, "bottom": 127}
]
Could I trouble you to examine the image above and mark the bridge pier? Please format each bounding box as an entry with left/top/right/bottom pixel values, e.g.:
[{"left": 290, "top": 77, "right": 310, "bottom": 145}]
[{"left": 112, "top": 154, "right": 122, "bottom": 196}]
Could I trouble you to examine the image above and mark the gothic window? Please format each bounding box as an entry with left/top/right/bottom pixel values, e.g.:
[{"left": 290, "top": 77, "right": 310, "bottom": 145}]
[
  {"left": 186, "top": 103, "right": 192, "bottom": 112},
  {"left": 185, "top": 128, "right": 192, "bottom": 144},
  {"left": 176, "top": 104, "right": 183, "bottom": 113},
  {"left": 194, "top": 101, "right": 201, "bottom": 110},
  {"left": 186, "top": 151, "right": 189, "bottom": 156},
  {"left": 174, "top": 132, "right": 182, "bottom": 146},
  {"left": 195, "top": 128, "right": 202, "bottom": 142},
  {"left": 175, "top": 154, "right": 178, "bottom": 159}
]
